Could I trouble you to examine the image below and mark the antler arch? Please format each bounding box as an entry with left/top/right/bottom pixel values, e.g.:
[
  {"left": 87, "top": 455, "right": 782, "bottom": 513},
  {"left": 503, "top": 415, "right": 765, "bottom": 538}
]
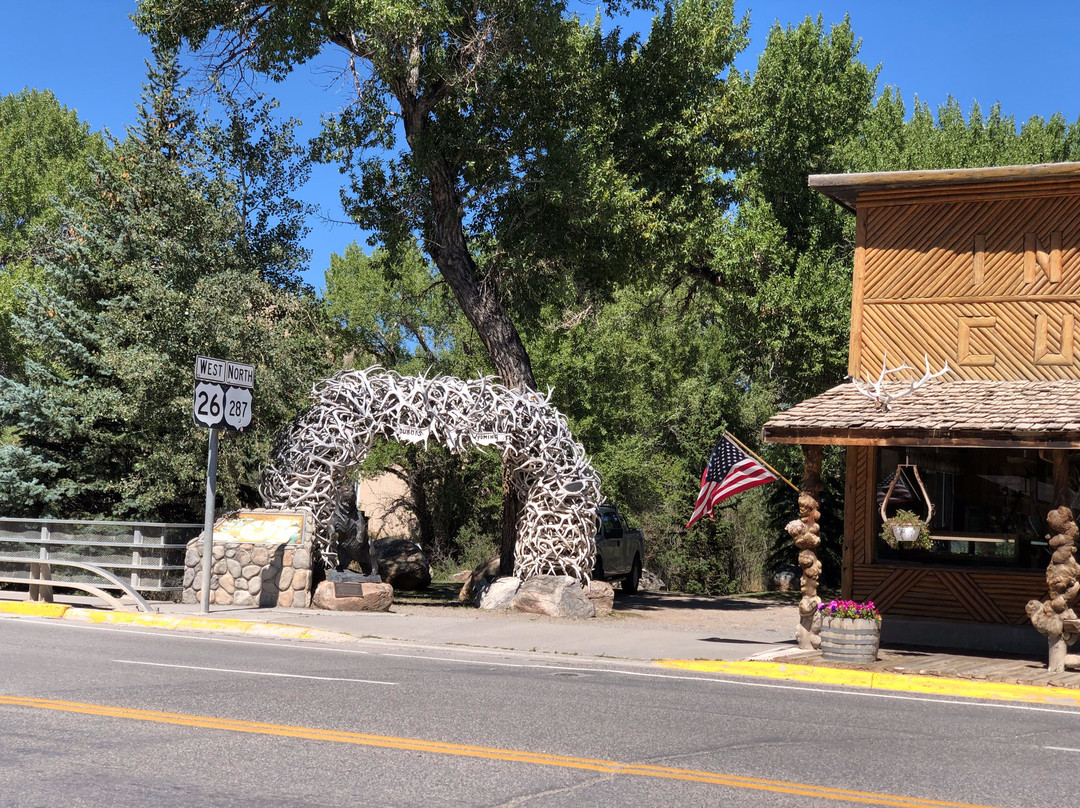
[{"left": 260, "top": 368, "right": 602, "bottom": 582}]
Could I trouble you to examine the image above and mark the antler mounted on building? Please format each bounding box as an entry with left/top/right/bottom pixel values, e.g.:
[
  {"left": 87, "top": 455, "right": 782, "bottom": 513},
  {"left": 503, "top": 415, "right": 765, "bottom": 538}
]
[{"left": 847, "top": 353, "right": 950, "bottom": 411}]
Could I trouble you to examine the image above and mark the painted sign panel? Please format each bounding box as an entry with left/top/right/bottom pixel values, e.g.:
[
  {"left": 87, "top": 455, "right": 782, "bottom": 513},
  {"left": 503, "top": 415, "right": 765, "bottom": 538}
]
[{"left": 212, "top": 510, "right": 308, "bottom": 545}]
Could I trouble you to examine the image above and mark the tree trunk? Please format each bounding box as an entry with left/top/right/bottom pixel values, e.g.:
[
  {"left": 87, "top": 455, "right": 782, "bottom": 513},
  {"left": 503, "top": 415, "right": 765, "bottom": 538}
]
[{"left": 422, "top": 156, "right": 535, "bottom": 576}]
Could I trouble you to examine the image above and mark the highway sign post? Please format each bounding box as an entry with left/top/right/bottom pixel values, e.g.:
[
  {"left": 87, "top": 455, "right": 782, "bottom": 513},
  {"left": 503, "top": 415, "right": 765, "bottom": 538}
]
[{"left": 193, "top": 355, "right": 255, "bottom": 613}]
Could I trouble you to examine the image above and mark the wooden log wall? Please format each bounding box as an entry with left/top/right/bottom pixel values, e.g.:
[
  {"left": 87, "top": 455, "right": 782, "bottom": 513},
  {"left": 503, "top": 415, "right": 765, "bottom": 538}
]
[{"left": 850, "top": 182, "right": 1080, "bottom": 382}]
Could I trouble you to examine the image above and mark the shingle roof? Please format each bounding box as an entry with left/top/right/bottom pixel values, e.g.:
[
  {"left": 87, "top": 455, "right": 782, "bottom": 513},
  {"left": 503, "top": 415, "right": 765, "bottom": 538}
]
[{"left": 762, "top": 380, "right": 1080, "bottom": 447}]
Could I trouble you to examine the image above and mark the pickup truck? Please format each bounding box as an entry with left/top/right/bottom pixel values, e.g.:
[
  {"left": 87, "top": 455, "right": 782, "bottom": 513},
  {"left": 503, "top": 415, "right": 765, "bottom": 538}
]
[{"left": 593, "top": 504, "right": 644, "bottom": 593}]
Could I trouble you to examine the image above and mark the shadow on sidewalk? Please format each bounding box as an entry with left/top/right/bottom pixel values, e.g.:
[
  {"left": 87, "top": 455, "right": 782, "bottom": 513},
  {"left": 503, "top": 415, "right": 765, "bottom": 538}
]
[{"left": 612, "top": 590, "right": 797, "bottom": 613}]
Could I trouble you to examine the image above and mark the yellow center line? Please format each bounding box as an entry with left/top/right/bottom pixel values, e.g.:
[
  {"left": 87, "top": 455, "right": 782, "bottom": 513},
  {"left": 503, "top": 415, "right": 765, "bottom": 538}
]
[{"left": 0, "top": 694, "right": 1004, "bottom": 808}]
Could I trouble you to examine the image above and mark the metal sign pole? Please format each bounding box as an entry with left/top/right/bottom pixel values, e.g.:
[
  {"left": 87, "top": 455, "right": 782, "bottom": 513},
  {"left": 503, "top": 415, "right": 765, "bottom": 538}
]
[{"left": 199, "top": 428, "right": 219, "bottom": 614}]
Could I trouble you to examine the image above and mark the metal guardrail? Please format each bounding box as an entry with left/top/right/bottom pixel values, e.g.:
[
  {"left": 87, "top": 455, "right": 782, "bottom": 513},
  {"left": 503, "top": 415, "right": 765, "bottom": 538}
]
[
  {"left": 0, "top": 555, "right": 157, "bottom": 612},
  {"left": 0, "top": 517, "right": 202, "bottom": 597}
]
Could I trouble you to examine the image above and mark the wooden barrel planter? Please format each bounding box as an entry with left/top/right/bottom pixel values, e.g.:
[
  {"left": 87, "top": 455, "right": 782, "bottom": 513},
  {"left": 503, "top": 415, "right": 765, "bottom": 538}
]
[{"left": 820, "top": 616, "right": 880, "bottom": 663}]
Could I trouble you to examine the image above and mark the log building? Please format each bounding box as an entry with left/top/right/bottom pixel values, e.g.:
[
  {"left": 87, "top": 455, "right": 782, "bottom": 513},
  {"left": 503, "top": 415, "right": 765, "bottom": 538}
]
[{"left": 763, "top": 163, "right": 1080, "bottom": 653}]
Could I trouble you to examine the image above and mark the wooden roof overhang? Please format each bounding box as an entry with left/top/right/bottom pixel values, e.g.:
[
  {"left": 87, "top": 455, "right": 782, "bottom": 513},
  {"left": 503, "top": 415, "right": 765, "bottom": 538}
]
[
  {"left": 808, "top": 161, "right": 1080, "bottom": 212},
  {"left": 762, "top": 381, "right": 1080, "bottom": 449}
]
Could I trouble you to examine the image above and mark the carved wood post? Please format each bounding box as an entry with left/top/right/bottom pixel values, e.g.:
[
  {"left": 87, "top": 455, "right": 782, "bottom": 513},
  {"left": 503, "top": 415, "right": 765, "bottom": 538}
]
[
  {"left": 1027, "top": 452, "right": 1080, "bottom": 671},
  {"left": 787, "top": 444, "right": 824, "bottom": 650}
]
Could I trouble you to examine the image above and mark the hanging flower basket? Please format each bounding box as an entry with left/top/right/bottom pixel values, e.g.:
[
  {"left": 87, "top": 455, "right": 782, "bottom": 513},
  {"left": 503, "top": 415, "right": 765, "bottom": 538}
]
[{"left": 880, "top": 508, "right": 932, "bottom": 550}]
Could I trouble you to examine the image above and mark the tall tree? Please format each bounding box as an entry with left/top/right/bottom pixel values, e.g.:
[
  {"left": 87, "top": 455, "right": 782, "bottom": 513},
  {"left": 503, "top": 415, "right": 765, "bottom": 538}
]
[
  {"left": 0, "top": 90, "right": 108, "bottom": 378},
  {"left": 136, "top": 0, "right": 751, "bottom": 570},
  {"left": 842, "top": 90, "right": 1080, "bottom": 172},
  {"left": 0, "top": 48, "right": 331, "bottom": 520}
]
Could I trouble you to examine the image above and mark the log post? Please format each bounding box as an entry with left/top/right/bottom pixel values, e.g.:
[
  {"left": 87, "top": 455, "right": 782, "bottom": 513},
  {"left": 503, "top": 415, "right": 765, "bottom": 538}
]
[
  {"left": 787, "top": 444, "right": 824, "bottom": 650},
  {"left": 1026, "top": 500, "right": 1080, "bottom": 672}
]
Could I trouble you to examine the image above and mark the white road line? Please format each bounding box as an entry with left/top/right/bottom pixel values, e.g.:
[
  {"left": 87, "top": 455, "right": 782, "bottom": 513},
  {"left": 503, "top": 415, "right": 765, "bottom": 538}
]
[
  {"left": 113, "top": 659, "right": 397, "bottom": 685},
  {"left": 11, "top": 616, "right": 1080, "bottom": 717},
  {"left": 1043, "top": 745, "right": 1080, "bottom": 752}
]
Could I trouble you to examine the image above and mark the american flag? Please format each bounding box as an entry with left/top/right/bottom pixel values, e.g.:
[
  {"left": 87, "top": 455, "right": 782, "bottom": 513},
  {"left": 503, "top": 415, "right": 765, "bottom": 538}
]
[
  {"left": 686, "top": 434, "right": 778, "bottom": 528},
  {"left": 877, "top": 468, "right": 915, "bottom": 506}
]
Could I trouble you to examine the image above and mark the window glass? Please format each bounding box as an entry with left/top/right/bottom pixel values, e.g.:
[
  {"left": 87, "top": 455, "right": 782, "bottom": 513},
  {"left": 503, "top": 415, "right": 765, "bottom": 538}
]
[{"left": 875, "top": 447, "right": 1073, "bottom": 569}]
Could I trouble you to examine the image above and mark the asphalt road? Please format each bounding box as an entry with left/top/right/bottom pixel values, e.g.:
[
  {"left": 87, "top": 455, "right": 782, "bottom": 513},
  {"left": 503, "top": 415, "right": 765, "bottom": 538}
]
[{"left": 2, "top": 615, "right": 1079, "bottom": 807}]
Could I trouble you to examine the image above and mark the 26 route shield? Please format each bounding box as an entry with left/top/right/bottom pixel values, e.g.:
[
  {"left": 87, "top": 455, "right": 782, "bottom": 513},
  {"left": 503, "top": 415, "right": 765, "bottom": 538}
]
[{"left": 193, "top": 381, "right": 226, "bottom": 428}]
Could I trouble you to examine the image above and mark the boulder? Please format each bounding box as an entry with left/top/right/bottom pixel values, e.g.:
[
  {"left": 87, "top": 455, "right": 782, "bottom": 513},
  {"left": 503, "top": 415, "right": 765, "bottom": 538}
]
[
  {"left": 374, "top": 538, "right": 431, "bottom": 591},
  {"left": 312, "top": 580, "right": 394, "bottom": 611},
  {"left": 458, "top": 554, "right": 501, "bottom": 602},
  {"left": 586, "top": 579, "right": 615, "bottom": 617},
  {"left": 475, "top": 576, "right": 521, "bottom": 610},
  {"left": 639, "top": 569, "right": 666, "bottom": 593},
  {"left": 511, "top": 575, "right": 596, "bottom": 619},
  {"left": 771, "top": 564, "right": 800, "bottom": 592}
]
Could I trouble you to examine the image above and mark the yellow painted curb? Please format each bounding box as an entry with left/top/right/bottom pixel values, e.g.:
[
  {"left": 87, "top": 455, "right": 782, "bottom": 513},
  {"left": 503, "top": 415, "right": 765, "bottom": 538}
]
[
  {"left": 0, "top": 601, "right": 71, "bottom": 619},
  {"left": 656, "top": 658, "right": 1080, "bottom": 708},
  {"left": 62, "top": 608, "right": 352, "bottom": 644}
]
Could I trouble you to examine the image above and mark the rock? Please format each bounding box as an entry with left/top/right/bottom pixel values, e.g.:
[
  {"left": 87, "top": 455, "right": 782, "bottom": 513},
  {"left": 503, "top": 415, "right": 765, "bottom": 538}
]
[
  {"left": 586, "top": 579, "right": 615, "bottom": 617},
  {"left": 458, "top": 555, "right": 501, "bottom": 602},
  {"left": 233, "top": 590, "right": 254, "bottom": 607},
  {"left": 312, "top": 580, "right": 393, "bottom": 611},
  {"left": 639, "top": 569, "right": 666, "bottom": 592},
  {"left": 292, "top": 569, "right": 310, "bottom": 591},
  {"left": 292, "top": 548, "right": 311, "bottom": 571},
  {"left": 278, "top": 566, "right": 294, "bottom": 590},
  {"left": 225, "top": 558, "right": 242, "bottom": 578},
  {"left": 185, "top": 546, "right": 201, "bottom": 567},
  {"left": 375, "top": 538, "right": 431, "bottom": 591},
  {"left": 771, "top": 564, "right": 800, "bottom": 592},
  {"left": 476, "top": 576, "right": 521, "bottom": 610},
  {"left": 251, "top": 546, "right": 270, "bottom": 566},
  {"left": 511, "top": 575, "right": 595, "bottom": 619}
]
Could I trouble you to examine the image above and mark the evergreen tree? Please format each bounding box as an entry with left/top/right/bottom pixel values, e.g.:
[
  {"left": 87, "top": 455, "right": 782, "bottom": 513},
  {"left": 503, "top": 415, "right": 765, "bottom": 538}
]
[
  {"left": 0, "top": 47, "right": 331, "bottom": 520},
  {"left": 0, "top": 89, "right": 108, "bottom": 379}
]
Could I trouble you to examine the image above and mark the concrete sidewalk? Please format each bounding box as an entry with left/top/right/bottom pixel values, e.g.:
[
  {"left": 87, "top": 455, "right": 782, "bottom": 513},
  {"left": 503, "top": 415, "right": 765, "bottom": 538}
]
[
  {"left": 6, "top": 590, "right": 1080, "bottom": 708},
  {"left": 97, "top": 593, "right": 802, "bottom": 663}
]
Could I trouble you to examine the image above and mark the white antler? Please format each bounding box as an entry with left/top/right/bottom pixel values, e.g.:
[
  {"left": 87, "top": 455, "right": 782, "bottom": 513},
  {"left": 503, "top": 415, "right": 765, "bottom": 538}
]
[{"left": 847, "top": 352, "right": 950, "bottom": 411}]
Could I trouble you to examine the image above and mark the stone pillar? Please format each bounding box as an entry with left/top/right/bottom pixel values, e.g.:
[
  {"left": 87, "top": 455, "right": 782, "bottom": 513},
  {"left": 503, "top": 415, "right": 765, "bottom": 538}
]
[
  {"left": 1026, "top": 505, "right": 1080, "bottom": 672},
  {"left": 183, "top": 539, "right": 313, "bottom": 608},
  {"left": 787, "top": 445, "right": 823, "bottom": 651}
]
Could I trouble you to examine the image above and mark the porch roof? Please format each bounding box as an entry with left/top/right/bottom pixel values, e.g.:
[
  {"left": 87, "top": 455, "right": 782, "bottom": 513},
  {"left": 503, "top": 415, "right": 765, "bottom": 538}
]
[{"left": 762, "top": 380, "right": 1080, "bottom": 448}]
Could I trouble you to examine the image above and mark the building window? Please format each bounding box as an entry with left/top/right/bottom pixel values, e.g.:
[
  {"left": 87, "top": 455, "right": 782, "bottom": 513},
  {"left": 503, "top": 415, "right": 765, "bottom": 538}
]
[{"left": 875, "top": 447, "right": 1070, "bottom": 569}]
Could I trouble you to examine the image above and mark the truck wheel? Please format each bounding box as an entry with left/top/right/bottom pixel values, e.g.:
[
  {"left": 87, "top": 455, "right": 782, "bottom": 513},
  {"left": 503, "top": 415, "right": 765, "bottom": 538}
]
[
  {"left": 623, "top": 556, "right": 641, "bottom": 594},
  {"left": 593, "top": 557, "right": 605, "bottom": 582}
]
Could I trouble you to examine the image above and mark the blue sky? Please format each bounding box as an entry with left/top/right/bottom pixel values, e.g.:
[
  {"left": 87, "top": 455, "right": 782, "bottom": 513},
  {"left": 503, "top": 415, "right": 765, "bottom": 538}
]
[{"left": 2, "top": 1, "right": 1078, "bottom": 292}]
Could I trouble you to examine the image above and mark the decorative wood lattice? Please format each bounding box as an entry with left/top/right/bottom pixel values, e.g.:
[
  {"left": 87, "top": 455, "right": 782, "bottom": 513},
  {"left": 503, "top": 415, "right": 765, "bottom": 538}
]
[
  {"left": 852, "top": 564, "right": 1044, "bottom": 624},
  {"left": 853, "top": 191, "right": 1080, "bottom": 381},
  {"left": 260, "top": 368, "right": 602, "bottom": 581}
]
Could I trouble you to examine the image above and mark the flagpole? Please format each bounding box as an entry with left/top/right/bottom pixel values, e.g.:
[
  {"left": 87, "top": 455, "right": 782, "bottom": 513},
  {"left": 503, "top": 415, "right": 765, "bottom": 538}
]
[{"left": 726, "top": 430, "right": 801, "bottom": 493}]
